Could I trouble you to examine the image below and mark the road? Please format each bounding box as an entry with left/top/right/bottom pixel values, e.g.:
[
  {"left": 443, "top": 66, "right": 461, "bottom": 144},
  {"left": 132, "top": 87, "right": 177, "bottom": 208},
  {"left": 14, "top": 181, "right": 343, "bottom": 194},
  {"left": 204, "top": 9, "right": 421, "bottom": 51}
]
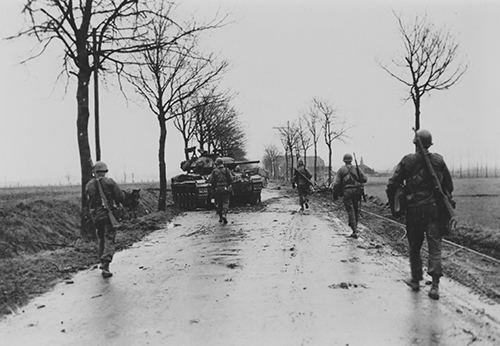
[{"left": 1, "top": 188, "right": 499, "bottom": 345}]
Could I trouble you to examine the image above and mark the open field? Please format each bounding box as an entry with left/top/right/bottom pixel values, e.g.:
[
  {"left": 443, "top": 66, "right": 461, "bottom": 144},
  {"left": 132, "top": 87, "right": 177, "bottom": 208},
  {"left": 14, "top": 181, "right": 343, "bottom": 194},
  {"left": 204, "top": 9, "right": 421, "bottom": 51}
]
[
  {"left": 364, "top": 175, "right": 500, "bottom": 260},
  {"left": 365, "top": 175, "right": 500, "bottom": 231}
]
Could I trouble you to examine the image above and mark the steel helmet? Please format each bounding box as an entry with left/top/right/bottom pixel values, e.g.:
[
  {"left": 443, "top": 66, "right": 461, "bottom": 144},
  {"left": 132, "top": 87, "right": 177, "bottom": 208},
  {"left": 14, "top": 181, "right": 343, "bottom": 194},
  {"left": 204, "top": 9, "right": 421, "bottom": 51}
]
[
  {"left": 93, "top": 161, "right": 108, "bottom": 173},
  {"left": 413, "top": 129, "right": 433, "bottom": 148},
  {"left": 215, "top": 158, "right": 224, "bottom": 166},
  {"left": 297, "top": 159, "right": 304, "bottom": 167},
  {"left": 343, "top": 153, "right": 353, "bottom": 163}
]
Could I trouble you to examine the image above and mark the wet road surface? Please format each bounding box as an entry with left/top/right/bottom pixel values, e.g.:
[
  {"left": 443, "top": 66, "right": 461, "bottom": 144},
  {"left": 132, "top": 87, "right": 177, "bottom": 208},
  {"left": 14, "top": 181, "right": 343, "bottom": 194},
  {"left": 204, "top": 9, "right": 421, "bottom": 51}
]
[{"left": 1, "top": 189, "right": 499, "bottom": 345}]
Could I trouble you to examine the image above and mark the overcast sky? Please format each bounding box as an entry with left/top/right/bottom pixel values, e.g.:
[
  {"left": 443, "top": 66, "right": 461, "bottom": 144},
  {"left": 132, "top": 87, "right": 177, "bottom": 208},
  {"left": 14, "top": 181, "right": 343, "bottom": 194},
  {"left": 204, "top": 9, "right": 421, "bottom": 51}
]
[{"left": 1, "top": 0, "right": 499, "bottom": 186}]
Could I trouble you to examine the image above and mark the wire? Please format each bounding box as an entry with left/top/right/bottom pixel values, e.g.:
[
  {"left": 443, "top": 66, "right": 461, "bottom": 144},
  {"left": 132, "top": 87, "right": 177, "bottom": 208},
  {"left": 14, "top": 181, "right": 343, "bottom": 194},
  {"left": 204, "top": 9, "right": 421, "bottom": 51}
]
[{"left": 360, "top": 208, "right": 500, "bottom": 265}]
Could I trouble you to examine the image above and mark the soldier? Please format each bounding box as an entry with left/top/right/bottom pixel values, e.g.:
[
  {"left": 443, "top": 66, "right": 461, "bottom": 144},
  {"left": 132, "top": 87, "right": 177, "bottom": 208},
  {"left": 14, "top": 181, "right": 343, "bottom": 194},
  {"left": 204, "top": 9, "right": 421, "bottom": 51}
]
[
  {"left": 386, "top": 129, "right": 454, "bottom": 300},
  {"left": 85, "top": 161, "right": 124, "bottom": 278},
  {"left": 292, "top": 159, "right": 313, "bottom": 211},
  {"left": 332, "top": 153, "right": 367, "bottom": 239},
  {"left": 209, "top": 158, "right": 233, "bottom": 224}
]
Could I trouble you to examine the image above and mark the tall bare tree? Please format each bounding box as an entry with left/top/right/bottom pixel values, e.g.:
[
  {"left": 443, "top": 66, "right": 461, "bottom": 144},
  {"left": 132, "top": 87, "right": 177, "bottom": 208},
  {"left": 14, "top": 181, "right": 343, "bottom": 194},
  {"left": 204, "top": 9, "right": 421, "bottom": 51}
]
[
  {"left": 276, "top": 121, "right": 300, "bottom": 183},
  {"left": 314, "top": 99, "right": 347, "bottom": 186},
  {"left": 380, "top": 13, "right": 467, "bottom": 130},
  {"left": 11, "top": 0, "right": 196, "bottom": 238},
  {"left": 126, "top": 6, "right": 227, "bottom": 211},
  {"left": 303, "top": 104, "right": 321, "bottom": 181},
  {"left": 263, "top": 144, "right": 281, "bottom": 179},
  {"left": 298, "top": 119, "right": 312, "bottom": 167},
  {"left": 173, "top": 94, "right": 198, "bottom": 160}
]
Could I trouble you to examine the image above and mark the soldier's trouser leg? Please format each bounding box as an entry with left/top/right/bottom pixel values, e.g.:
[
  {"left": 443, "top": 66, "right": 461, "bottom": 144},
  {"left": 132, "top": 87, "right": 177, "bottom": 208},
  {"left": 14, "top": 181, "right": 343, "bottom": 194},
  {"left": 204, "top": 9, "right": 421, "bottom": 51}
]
[
  {"left": 406, "top": 204, "right": 442, "bottom": 281},
  {"left": 96, "top": 221, "right": 116, "bottom": 264},
  {"left": 221, "top": 192, "right": 230, "bottom": 219},
  {"left": 426, "top": 218, "right": 443, "bottom": 278},
  {"left": 215, "top": 196, "right": 223, "bottom": 218},
  {"left": 343, "top": 189, "right": 359, "bottom": 232}
]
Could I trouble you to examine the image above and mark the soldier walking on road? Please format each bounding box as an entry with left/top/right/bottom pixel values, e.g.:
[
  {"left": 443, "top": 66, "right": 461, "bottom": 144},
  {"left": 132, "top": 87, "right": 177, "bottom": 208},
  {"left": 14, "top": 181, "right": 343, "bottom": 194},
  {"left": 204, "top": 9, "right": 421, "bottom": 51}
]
[
  {"left": 332, "top": 153, "right": 367, "bottom": 239},
  {"left": 85, "top": 161, "right": 124, "bottom": 278},
  {"left": 292, "top": 159, "right": 313, "bottom": 212},
  {"left": 386, "top": 129, "right": 454, "bottom": 300},
  {"left": 209, "top": 158, "right": 233, "bottom": 224}
]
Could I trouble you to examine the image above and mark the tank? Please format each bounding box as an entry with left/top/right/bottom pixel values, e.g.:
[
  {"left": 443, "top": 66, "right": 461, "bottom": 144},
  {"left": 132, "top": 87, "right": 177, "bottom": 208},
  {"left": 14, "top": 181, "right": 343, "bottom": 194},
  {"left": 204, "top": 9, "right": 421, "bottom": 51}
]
[
  {"left": 222, "top": 157, "right": 263, "bottom": 205},
  {"left": 171, "top": 149, "right": 263, "bottom": 209},
  {"left": 171, "top": 150, "right": 215, "bottom": 210}
]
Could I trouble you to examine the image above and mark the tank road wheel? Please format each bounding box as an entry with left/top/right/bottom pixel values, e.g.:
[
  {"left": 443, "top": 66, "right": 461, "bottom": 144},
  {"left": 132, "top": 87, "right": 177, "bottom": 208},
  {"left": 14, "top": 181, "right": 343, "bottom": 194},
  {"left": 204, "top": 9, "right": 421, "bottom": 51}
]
[{"left": 250, "top": 192, "right": 261, "bottom": 205}]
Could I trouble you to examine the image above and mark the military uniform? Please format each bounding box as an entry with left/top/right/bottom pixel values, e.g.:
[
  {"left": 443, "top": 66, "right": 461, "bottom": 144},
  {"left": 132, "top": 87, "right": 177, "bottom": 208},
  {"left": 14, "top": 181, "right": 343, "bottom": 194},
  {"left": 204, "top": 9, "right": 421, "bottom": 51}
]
[
  {"left": 293, "top": 163, "right": 313, "bottom": 211},
  {"left": 209, "top": 161, "right": 233, "bottom": 224},
  {"left": 387, "top": 129, "right": 454, "bottom": 299},
  {"left": 333, "top": 157, "right": 367, "bottom": 238},
  {"left": 85, "top": 162, "right": 124, "bottom": 278}
]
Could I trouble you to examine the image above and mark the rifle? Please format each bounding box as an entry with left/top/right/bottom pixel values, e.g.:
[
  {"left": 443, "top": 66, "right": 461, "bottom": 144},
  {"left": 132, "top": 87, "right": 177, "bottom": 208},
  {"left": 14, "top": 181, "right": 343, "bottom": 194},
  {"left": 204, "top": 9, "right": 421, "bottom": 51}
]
[
  {"left": 412, "top": 128, "right": 457, "bottom": 234},
  {"left": 353, "top": 153, "right": 367, "bottom": 202},
  {"left": 294, "top": 168, "right": 317, "bottom": 191},
  {"left": 96, "top": 179, "right": 121, "bottom": 229}
]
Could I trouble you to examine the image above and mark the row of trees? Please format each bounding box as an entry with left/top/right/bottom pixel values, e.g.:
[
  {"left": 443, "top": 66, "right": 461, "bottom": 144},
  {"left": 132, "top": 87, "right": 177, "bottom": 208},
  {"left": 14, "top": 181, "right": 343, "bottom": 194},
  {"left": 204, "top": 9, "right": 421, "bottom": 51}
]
[
  {"left": 267, "top": 98, "right": 348, "bottom": 186},
  {"left": 13, "top": 1, "right": 245, "bottom": 238},
  {"left": 265, "top": 12, "right": 467, "bottom": 184}
]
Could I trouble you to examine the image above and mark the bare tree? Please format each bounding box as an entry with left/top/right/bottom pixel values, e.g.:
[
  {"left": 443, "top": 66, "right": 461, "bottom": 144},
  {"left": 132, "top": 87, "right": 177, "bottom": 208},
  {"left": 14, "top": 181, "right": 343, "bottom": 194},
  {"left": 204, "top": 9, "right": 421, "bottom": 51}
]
[
  {"left": 303, "top": 104, "right": 322, "bottom": 181},
  {"left": 314, "top": 99, "right": 348, "bottom": 186},
  {"left": 173, "top": 94, "right": 198, "bottom": 160},
  {"left": 276, "top": 121, "right": 300, "bottom": 183},
  {"left": 10, "top": 0, "right": 200, "bottom": 238},
  {"left": 190, "top": 89, "right": 245, "bottom": 158},
  {"left": 263, "top": 144, "right": 281, "bottom": 179},
  {"left": 126, "top": 6, "right": 227, "bottom": 211},
  {"left": 298, "top": 119, "right": 312, "bottom": 167},
  {"left": 380, "top": 13, "right": 467, "bottom": 130}
]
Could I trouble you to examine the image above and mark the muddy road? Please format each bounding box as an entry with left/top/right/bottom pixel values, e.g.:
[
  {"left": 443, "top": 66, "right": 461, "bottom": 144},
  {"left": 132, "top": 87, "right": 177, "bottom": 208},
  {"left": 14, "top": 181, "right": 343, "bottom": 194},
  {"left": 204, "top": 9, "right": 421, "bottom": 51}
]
[{"left": 1, "top": 188, "right": 499, "bottom": 345}]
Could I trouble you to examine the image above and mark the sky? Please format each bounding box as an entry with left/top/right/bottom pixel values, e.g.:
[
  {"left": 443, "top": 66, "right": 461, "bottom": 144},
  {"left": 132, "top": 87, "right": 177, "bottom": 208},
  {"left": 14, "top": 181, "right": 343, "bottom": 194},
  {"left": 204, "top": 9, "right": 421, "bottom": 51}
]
[{"left": 1, "top": 0, "right": 499, "bottom": 186}]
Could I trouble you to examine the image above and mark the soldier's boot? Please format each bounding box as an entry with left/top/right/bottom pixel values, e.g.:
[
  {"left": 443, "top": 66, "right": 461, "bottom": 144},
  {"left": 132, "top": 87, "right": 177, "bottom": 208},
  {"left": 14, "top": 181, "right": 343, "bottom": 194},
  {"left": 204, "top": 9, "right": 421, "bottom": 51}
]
[
  {"left": 428, "top": 277, "right": 440, "bottom": 300},
  {"left": 349, "top": 226, "right": 358, "bottom": 239},
  {"left": 405, "top": 278, "right": 420, "bottom": 291},
  {"left": 222, "top": 212, "right": 228, "bottom": 225},
  {"left": 305, "top": 199, "right": 309, "bottom": 209},
  {"left": 101, "top": 261, "right": 113, "bottom": 278}
]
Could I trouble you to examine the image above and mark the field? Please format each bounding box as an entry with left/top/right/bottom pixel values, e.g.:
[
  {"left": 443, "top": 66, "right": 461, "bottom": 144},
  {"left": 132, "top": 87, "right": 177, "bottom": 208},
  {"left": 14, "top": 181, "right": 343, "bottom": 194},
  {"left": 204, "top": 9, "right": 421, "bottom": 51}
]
[
  {"left": 0, "top": 183, "right": 180, "bottom": 316},
  {"left": 365, "top": 175, "right": 500, "bottom": 231}
]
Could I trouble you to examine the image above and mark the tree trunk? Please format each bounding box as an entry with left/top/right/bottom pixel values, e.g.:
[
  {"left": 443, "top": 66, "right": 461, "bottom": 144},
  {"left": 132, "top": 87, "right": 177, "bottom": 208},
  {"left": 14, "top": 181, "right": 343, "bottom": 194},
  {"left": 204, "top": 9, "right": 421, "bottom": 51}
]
[
  {"left": 158, "top": 117, "right": 167, "bottom": 211},
  {"left": 183, "top": 136, "right": 190, "bottom": 160},
  {"left": 414, "top": 96, "right": 421, "bottom": 130},
  {"left": 327, "top": 145, "right": 332, "bottom": 186},
  {"left": 313, "top": 144, "right": 318, "bottom": 181},
  {"left": 289, "top": 145, "right": 295, "bottom": 183},
  {"left": 285, "top": 150, "right": 289, "bottom": 182},
  {"left": 76, "top": 66, "right": 94, "bottom": 240}
]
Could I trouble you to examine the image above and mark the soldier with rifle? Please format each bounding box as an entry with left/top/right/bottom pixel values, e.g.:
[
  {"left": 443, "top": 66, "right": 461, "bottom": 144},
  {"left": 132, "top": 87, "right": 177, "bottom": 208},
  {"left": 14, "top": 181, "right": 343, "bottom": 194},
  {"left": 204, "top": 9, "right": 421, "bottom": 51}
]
[
  {"left": 386, "top": 129, "right": 455, "bottom": 300},
  {"left": 292, "top": 159, "right": 313, "bottom": 211},
  {"left": 332, "top": 153, "right": 367, "bottom": 238},
  {"left": 85, "top": 161, "right": 124, "bottom": 278},
  {"left": 209, "top": 158, "right": 233, "bottom": 224}
]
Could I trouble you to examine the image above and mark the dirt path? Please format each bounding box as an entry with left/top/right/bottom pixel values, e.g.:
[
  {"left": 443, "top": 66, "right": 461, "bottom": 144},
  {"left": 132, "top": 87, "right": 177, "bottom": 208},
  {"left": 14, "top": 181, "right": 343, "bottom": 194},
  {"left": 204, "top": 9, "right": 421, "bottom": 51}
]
[{"left": 1, "top": 188, "right": 499, "bottom": 345}]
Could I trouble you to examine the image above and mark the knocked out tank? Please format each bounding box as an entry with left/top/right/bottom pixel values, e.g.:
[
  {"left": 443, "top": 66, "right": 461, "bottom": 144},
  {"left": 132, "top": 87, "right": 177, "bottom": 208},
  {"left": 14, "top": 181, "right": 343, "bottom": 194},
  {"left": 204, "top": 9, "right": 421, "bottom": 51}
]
[
  {"left": 171, "top": 148, "right": 263, "bottom": 209},
  {"left": 221, "top": 157, "right": 263, "bottom": 205},
  {"left": 171, "top": 151, "right": 215, "bottom": 210}
]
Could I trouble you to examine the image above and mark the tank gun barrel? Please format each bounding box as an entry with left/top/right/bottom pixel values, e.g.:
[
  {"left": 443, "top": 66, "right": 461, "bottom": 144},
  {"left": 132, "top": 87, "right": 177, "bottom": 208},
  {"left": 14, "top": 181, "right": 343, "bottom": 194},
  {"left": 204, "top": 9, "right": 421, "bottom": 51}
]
[{"left": 226, "top": 160, "right": 260, "bottom": 168}]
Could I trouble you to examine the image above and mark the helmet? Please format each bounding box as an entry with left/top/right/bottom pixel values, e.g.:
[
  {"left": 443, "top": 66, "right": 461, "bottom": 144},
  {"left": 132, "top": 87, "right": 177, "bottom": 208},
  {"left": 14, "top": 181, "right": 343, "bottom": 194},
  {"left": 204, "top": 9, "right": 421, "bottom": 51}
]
[
  {"left": 93, "top": 161, "right": 108, "bottom": 173},
  {"left": 343, "top": 153, "right": 353, "bottom": 163},
  {"left": 297, "top": 159, "right": 304, "bottom": 167},
  {"left": 413, "top": 129, "right": 433, "bottom": 148},
  {"left": 215, "top": 158, "right": 224, "bottom": 166}
]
